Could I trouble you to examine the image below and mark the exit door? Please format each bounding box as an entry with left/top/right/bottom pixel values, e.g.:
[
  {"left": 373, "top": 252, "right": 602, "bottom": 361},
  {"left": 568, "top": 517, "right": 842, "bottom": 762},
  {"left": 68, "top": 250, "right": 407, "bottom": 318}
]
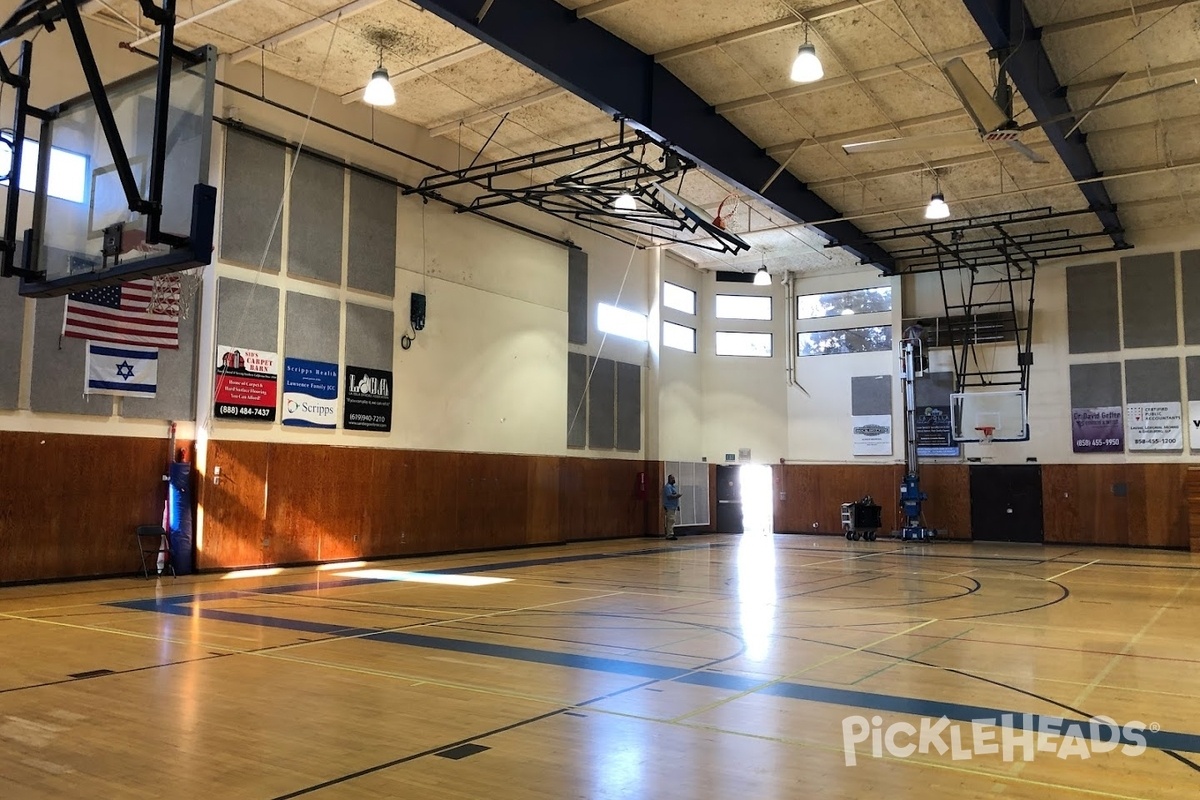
[
  {"left": 969, "top": 465, "right": 1043, "bottom": 543},
  {"left": 715, "top": 465, "right": 743, "bottom": 533}
]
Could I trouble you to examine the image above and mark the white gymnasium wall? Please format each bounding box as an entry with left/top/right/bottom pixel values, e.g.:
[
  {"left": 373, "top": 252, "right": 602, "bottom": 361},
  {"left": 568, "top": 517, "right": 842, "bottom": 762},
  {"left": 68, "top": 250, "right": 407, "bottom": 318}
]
[{"left": 657, "top": 253, "right": 704, "bottom": 461}]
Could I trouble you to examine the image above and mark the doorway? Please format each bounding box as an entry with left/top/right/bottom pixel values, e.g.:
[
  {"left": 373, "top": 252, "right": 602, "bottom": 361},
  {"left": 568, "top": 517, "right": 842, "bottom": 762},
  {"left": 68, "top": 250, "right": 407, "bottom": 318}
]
[
  {"left": 716, "top": 464, "right": 774, "bottom": 534},
  {"left": 969, "top": 464, "right": 1044, "bottom": 543}
]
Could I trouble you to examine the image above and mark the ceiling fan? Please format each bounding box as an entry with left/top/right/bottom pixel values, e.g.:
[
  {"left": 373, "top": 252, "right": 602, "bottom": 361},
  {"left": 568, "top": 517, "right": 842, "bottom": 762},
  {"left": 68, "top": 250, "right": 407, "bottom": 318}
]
[{"left": 841, "top": 56, "right": 1197, "bottom": 164}]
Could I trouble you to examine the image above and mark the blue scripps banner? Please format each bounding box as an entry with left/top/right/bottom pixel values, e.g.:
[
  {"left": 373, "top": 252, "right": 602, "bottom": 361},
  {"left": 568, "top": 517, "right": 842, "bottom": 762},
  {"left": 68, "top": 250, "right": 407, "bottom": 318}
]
[{"left": 282, "top": 357, "right": 339, "bottom": 429}]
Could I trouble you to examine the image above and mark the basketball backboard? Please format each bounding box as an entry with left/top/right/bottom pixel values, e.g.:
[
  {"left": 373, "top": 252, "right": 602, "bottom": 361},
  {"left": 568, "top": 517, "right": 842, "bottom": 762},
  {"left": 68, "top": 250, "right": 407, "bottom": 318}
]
[
  {"left": 10, "top": 44, "right": 216, "bottom": 297},
  {"left": 951, "top": 389, "right": 1028, "bottom": 443}
]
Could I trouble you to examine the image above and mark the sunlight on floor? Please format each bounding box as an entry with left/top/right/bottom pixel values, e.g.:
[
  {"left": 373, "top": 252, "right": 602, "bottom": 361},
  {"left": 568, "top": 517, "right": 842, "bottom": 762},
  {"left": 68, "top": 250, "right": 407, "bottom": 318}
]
[{"left": 736, "top": 463, "right": 778, "bottom": 661}]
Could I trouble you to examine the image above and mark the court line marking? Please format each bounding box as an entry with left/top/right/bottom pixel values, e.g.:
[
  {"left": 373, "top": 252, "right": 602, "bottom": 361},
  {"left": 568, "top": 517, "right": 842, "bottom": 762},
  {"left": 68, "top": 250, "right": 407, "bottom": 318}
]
[{"left": 1046, "top": 559, "right": 1100, "bottom": 582}]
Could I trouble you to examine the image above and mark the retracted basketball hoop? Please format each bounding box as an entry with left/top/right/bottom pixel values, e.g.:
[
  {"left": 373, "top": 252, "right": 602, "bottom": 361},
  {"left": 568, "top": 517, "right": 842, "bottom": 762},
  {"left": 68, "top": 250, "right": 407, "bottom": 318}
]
[{"left": 975, "top": 426, "right": 995, "bottom": 445}]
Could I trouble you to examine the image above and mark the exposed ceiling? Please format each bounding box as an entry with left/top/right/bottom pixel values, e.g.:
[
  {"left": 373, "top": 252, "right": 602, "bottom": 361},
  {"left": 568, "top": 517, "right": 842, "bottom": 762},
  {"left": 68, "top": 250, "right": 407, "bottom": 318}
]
[{"left": 81, "top": 0, "right": 1200, "bottom": 277}]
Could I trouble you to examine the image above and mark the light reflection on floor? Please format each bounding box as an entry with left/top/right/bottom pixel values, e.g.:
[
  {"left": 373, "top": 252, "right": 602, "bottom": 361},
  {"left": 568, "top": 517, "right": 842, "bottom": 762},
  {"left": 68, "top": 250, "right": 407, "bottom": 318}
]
[{"left": 736, "top": 464, "right": 777, "bottom": 662}]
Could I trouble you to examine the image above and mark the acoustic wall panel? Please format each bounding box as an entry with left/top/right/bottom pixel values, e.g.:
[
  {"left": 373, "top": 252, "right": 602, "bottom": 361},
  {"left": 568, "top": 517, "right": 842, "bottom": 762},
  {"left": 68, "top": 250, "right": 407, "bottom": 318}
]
[
  {"left": 851, "top": 374, "right": 892, "bottom": 415},
  {"left": 664, "top": 460, "right": 710, "bottom": 526},
  {"left": 568, "top": 249, "right": 588, "bottom": 345},
  {"left": 220, "top": 129, "right": 284, "bottom": 270},
  {"left": 0, "top": 270, "right": 23, "bottom": 409},
  {"left": 1188, "top": 356, "right": 1200, "bottom": 401},
  {"left": 1183, "top": 250, "right": 1200, "bottom": 345},
  {"left": 567, "top": 351, "right": 587, "bottom": 448},
  {"left": 914, "top": 371, "right": 954, "bottom": 407},
  {"left": 122, "top": 309, "right": 200, "bottom": 421},
  {"left": 1066, "top": 262, "right": 1120, "bottom": 354},
  {"left": 347, "top": 171, "right": 397, "bottom": 297},
  {"left": 345, "top": 303, "right": 393, "bottom": 370},
  {"left": 1125, "top": 358, "right": 1180, "bottom": 404},
  {"left": 287, "top": 153, "right": 344, "bottom": 285},
  {"left": 1121, "top": 253, "right": 1178, "bottom": 349},
  {"left": 216, "top": 278, "right": 279, "bottom": 352},
  {"left": 284, "top": 292, "right": 339, "bottom": 364},
  {"left": 1070, "top": 362, "right": 1123, "bottom": 408},
  {"left": 30, "top": 298, "right": 110, "bottom": 416},
  {"left": 615, "top": 360, "right": 641, "bottom": 452},
  {"left": 588, "top": 356, "right": 615, "bottom": 449}
]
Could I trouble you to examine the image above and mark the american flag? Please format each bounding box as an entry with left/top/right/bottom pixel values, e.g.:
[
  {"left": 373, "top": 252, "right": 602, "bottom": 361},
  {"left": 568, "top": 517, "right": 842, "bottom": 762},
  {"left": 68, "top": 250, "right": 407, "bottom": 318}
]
[{"left": 62, "top": 275, "right": 181, "bottom": 349}]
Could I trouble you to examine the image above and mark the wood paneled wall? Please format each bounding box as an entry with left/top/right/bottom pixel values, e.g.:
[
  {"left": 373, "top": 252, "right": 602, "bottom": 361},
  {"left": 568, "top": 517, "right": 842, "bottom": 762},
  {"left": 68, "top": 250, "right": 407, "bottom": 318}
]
[
  {"left": 1189, "top": 468, "right": 1200, "bottom": 552},
  {"left": 198, "top": 441, "right": 653, "bottom": 570},
  {"left": 0, "top": 432, "right": 182, "bottom": 583},
  {"left": 1043, "top": 463, "right": 1189, "bottom": 548}
]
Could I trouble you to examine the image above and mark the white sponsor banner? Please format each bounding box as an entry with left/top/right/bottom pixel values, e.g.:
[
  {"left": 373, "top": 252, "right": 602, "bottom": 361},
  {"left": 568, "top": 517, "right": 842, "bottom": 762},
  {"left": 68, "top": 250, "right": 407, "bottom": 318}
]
[
  {"left": 1190, "top": 400, "right": 1200, "bottom": 451},
  {"left": 852, "top": 414, "right": 892, "bottom": 456},
  {"left": 1125, "top": 402, "right": 1183, "bottom": 451},
  {"left": 282, "top": 392, "right": 337, "bottom": 427}
]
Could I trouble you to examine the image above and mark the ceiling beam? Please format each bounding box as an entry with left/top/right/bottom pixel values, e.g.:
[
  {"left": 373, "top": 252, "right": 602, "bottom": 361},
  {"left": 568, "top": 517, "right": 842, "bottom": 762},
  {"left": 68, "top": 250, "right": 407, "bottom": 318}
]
[
  {"left": 406, "top": 0, "right": 896, "bottom": 271},
  {"left": 341, "top": 43, "right": 491, "bottom": 104},
  {"left": 1041, "top": 0, "right": 1200, "bottom": 36},
  {"left": 805, "top": 142, "right": 1056, "bottom": 190},
  {"left": 428, "top": 86, "right": 567, "bottom": 136},
  {"left": 960, "top": 0, "right": 1125, "bottom": 246},
  {"left": 130, "top": 0, "right": 250, "bottom": 46},
  {"left": 765, "top": 110, "right": 967, "bottom": 157},
  {"left": 229, "top": 0, "right": 388, "bottom": 64},
  {"left": 576, "top": 0, "right": 642, "bottom": 18},
  {"left": 654, "top": 0, "right": 887, "bottom": 63}
]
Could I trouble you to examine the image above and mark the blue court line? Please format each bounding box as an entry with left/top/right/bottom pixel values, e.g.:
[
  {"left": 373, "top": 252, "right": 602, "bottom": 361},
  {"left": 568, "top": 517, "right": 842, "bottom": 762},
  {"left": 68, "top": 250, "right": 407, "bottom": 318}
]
[{"left": 112, "top": 588, "right": 1200, "bottom": 755}]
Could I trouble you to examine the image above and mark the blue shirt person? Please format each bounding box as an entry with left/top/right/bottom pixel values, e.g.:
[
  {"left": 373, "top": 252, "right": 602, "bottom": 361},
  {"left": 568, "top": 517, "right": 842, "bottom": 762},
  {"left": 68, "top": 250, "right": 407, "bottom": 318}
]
[{"left": 662, "top": 474, "right": 682, "bottom": 540}]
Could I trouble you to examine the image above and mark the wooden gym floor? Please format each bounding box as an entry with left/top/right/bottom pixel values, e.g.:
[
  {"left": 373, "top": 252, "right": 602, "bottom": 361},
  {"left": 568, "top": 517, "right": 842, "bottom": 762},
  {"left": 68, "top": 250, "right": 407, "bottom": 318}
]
[{"left": 2, "top": 534, "right": 1200, "bottom": 799}]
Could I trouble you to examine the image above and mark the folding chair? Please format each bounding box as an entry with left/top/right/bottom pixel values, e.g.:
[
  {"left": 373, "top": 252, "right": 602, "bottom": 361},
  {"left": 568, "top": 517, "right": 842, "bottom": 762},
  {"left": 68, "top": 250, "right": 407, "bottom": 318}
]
[{"left": 135, "top": 525, "right": 176, "bottom": 579}]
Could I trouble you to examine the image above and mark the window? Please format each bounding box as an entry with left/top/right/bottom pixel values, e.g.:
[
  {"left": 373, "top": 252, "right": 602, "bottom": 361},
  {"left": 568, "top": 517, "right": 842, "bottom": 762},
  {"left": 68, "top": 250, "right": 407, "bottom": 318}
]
[
  {"left": 797, "top": 286, "right": 892, "bottom": 319},
  {"left": 797, "top": 325, "right": 892, "bottom": 356},
  {"left": 716, "top": 294, "right": 771, "bottom": 320},
  {"left": 0, "top": 139, "right": 88, "bottom": 203},
  {"left": 663, "top": 282, "right": 696, "bottom": 314},
  {"left": 597, "top": 302, "right": 648, "bottom": 342},
  {"left": 663, "top": 321, "right": 696, "bottom": 352},
  {"left": 716, "top": 331, "right": 772, "bottom": 357}
]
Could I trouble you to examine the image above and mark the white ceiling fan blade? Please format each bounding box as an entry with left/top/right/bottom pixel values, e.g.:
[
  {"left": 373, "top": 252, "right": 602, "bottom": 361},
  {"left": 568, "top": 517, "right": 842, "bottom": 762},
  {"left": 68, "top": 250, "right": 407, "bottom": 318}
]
[
  {"left": 842, "top": 130, "right": 981, "bottom": 155},
  {"left": 1005, "top": 139, "right": 1048, "bottom": 164},
  {"left": 943, "top": 56, "right": 1010, "bottom": 133},
  {"left": 1017, "top": 78, "right": 1198, "bottom": 131}
]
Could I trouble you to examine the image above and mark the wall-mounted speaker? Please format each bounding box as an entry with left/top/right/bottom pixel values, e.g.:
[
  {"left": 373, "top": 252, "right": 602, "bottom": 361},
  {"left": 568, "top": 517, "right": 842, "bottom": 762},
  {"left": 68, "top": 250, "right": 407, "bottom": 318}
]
[{"left": 411, "top": 292, "right": 426, "bottom": 331}]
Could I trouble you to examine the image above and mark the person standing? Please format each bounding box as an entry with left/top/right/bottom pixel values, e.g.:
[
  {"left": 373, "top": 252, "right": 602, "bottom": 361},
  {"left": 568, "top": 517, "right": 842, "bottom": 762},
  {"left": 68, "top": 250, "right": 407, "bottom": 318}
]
[{"left": 663, "top": 474, "right": 682, "bottom": 540}]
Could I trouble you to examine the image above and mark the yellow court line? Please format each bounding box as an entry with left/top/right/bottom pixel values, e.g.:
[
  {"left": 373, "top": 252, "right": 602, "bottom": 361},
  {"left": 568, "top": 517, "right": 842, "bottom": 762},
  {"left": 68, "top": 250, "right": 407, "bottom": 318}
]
[{"left": 666, "top": 618, "right": 940, "bottom": 724}]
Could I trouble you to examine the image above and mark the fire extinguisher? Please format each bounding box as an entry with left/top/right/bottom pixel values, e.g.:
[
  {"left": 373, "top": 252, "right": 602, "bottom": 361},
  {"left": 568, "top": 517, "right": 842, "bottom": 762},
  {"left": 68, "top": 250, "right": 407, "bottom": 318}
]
[{"left": 636, "top": 471, "right": 647, "bottom": 500}]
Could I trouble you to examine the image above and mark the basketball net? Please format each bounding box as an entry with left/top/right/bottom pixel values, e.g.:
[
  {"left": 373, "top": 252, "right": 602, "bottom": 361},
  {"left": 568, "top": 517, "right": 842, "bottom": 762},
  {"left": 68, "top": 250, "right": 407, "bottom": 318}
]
[
  {"left": 148, "top": 269, "right": 203, "bottom": 321},
  {"left": 975, "top": 426, "right": 995, "bottom": 445}
]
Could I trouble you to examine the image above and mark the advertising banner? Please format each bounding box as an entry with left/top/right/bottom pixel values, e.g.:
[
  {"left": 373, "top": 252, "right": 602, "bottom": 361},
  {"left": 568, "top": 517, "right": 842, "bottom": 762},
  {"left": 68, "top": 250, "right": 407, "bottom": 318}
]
[
  {"left": 1126, "top": 402, "right": 1183, "bottom": 451},
  {"left": 1071, "top": 406, "right": 1124, "bottom": 453},
  {"left": 852, "top": 414, "right": 892, "bottom": 456},
  {"left": 344, "top": 365, "right": 393, "bottom": 432},
  {"left": 214, "top": 346, "right": 278, "bottom": 421},
  {"left": 282, "top": 358, "right": 339, "bottom": 429},
  {"left": 916, "top": 405, "right": 959, "bottom": 457}
]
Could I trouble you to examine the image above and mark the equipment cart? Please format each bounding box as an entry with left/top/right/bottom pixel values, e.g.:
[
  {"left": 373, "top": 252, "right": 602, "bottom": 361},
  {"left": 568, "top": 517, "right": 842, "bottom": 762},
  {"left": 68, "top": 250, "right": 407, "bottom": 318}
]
[{"left": 841, "top": 496, "right": 882, "bottom": 541}]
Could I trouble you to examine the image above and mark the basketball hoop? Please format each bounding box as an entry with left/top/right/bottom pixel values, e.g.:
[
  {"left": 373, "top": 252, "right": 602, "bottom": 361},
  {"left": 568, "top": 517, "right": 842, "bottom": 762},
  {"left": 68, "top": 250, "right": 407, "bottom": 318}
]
[{"left": 975, "top": 426, "right": 995, "bottom": 445}]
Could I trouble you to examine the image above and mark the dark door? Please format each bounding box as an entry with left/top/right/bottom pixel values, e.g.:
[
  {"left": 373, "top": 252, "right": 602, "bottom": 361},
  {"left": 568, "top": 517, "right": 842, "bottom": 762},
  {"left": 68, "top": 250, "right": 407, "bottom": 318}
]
[
  {"left": 715, "top": 465, "right": 743, "bottom": 533},
  {"left": 969, "top": 465, "right": 1043, "bottom": 543}
]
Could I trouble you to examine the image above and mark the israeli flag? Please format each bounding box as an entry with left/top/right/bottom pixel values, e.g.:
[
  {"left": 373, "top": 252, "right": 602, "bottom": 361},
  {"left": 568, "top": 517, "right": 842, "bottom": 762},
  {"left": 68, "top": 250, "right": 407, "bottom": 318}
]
[{"left": 85, "top": 342, "right": 158, "bottom": 397}]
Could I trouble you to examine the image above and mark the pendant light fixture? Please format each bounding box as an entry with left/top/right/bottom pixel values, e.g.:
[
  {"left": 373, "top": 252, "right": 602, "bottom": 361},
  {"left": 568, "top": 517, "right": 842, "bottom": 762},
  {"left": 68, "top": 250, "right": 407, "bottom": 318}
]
[
  {"left": 791, "top": 24, "right": 824, "bottom": 83},
  {"left": 924, "top": 173, "right": 950, "bottom": 220},
  {"left": 363, "top": 37, "right": 395, "bottom": 107},
  {"left": 754, "top": 265, "right": 771, "bottom": 286},
  {"left": 613, "top": 192, "right": 637, "bottom": 211}
]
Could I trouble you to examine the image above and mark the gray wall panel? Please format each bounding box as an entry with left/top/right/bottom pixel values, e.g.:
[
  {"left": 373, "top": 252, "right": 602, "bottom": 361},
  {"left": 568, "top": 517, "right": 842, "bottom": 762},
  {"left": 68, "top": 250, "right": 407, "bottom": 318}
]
[
  {"left": 1188, "top": 356, "right": 1200, "bottom": 401},
  {"left": 220, "top": 130, "right": 284, "bottom": 270},
  {"left": 567, "top": 352, "right": 587, "bottom": 448},
  {"left": 347, "top": 172, "right": 396, "bottom": 296},
  {"left": 284, "top": 292, "right": 339, "bottom": 364},
  {"left": 30, "top": 298, "right": 110, "bottom": 416},
  {"left": 914, "top": 371, "right": 954, "bottom": 407},
  {"left": 1121, "top": 253, "right": 1178, "bottom": 348},
  {"left": 1125, "top": 358, "right": 1180, "bottom": 404},
  {"left": 568, "top": 249, "right": 587, "bottom": 345},
  {"left": 588, "top": 356, "right": 615, "bottom": 449},
  {"left": 345, "top": 303, "right": 393, "bottom": 371},
  {"left": 615, "top": 360, "right": 641, "bottom": 451},
  {"left": 1066, "top": 262, "right": 1120, "bottom": 354},
  {"left": 216, "top": 278, "right": 278, "bottom": 352},
  {"left": 851, "top": 374, "right": 891, "bottom": 416},
  {"left": 287, "top": 154, "right": 344, "bottom": 285},
  {"left": 0, "top": 271, "right": 23, "bottom": 409},
  {"left": 1069, "top": 362, "right": 1123, "bottom": 408},
  {"left": 122, "top": 309, "right": 199, "bottom": 421},
  {"left": 1183, "top": 250, "right": 1200, "bottom": 345}
]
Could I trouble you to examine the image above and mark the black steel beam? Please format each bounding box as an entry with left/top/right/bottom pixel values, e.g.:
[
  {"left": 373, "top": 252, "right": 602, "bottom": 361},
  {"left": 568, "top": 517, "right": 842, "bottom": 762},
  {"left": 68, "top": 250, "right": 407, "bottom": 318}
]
[
  {"left": 960, "top": 0, "right": 1127, "bottom": 247},
  {"left": 406, "top": 0, "right": 895, "bottom": 272},
  {"left": 1, "top": 41, "right": 31, "bottom": 278},
  {"left": 145, "top": 0, "right": 176, "bottom": 242}
]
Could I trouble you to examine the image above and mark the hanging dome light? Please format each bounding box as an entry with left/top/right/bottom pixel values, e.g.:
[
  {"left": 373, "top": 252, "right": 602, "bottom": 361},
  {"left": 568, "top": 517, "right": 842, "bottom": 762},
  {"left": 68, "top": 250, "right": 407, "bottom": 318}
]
[
  {"left": 364, "top": 67, "right": 395, "bottom": 106},
  {"left": 791, "top": 42, "right": 824, "bottom": 83},
  {"left": 613, "top": 192, "right": 637, "bottom": 211},
  {"left": 924, "top": 191, "right": 950, "bottom": 220},
  {"left": 754, "top": 265, "right": 772, "bottom": 286}
]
